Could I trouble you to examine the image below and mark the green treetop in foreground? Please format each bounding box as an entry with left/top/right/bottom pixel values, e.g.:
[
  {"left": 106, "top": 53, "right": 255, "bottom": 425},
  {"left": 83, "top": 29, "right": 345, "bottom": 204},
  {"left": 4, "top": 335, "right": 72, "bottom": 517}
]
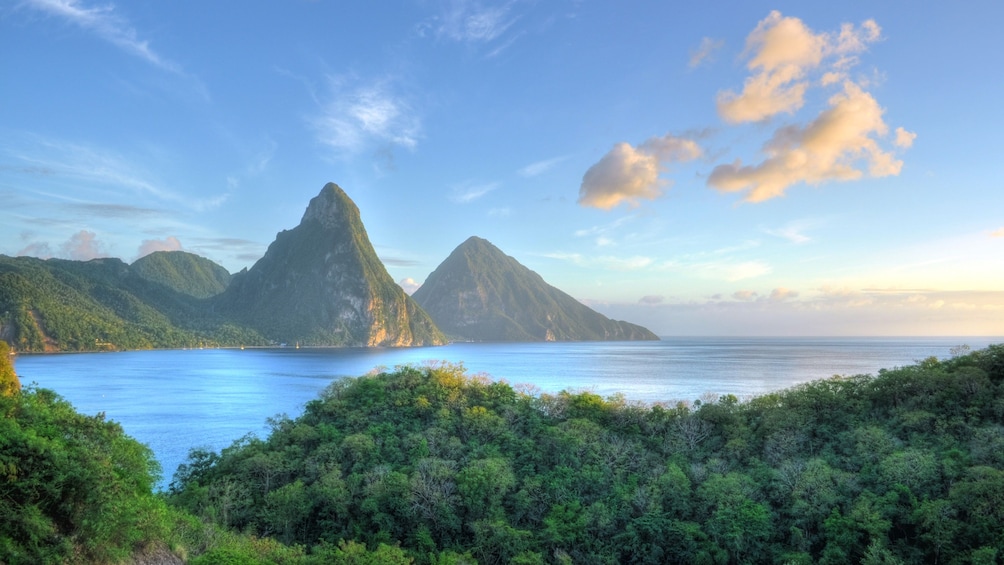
[
  {"left": 169, "top": 345, "right": 1004, "bottom": 564},
  {"left": 0, "top": 341, "right": 19, "bottom": 396}
]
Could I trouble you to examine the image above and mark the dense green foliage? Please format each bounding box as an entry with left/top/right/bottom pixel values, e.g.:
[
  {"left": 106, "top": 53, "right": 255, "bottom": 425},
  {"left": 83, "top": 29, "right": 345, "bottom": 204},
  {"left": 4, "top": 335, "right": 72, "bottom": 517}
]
[
  {"left": 0, "top": 384, "right": 172, "bottom": 563},
  {"left": 0, "top": 341, "right": 19, "bottom": 396},
  {"left": 132, "top": 251, "right": 232, "bottom": 299},
  {"left": 413, "top": 236, "right": 658, "bottom": 342},
  {"left": 169, "top": 345, "right": 1004, "bottom": 563},
  {"left": 0, "top": 254, "right": 266, "bottom": 352}
]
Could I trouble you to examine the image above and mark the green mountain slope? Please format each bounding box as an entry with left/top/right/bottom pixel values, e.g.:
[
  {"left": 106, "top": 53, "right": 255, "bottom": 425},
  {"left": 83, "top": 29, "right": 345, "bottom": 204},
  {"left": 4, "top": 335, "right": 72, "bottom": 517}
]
[
  {"left": 215, "top": 183, "right": 445, "bottom": 346},
  {"left": 412, "top": 236, "right": 659, "bottom": 341},
  {"left": 0, "top": 255, "right": 263, "bottom": 352},
  {"left": 132, "top": 250, "right": 231, "bottom": 298}
]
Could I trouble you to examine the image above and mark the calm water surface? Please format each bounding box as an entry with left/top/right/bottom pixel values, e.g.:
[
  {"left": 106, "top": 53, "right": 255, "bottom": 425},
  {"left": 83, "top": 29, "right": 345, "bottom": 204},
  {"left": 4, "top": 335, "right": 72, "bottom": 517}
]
[{"left": 13, "top": 337, "right": 1001, "bottom": 489}]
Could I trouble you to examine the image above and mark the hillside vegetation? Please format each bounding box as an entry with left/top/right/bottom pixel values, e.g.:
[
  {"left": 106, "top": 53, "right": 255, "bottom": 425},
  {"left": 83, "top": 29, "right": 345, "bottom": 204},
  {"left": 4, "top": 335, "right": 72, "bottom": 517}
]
[
  {"left": 0, "top": 254, "right": 264, "bottom": 352},
  {"left": 168, "top": 344, "right": 1004, "bottom": 564}
]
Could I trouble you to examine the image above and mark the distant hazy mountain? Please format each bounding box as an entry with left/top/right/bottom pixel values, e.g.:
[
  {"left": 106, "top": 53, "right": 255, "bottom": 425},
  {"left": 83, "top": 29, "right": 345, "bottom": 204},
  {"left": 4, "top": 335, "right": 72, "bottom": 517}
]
[
  {"left": 132, "top": 250, "right": 231, "bottom": 299},
  {"left": 216, "top": 183, "right": 446, "bottom": 347},
  {"left": 412, "top": 236, "right": 659, "bottom": 342}
]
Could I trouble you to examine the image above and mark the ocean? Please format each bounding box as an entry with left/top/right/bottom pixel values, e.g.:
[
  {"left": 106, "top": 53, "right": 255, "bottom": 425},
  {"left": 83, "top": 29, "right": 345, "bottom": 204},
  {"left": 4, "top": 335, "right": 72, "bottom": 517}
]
[{"left": 13, "top": 336, "right": 1000, "bottom": 489}]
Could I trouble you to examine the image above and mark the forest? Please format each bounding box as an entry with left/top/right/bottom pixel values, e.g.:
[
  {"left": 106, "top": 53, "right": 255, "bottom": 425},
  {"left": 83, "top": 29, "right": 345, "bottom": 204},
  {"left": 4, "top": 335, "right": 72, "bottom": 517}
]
[{"left": 2, "top": 342, "right": 1004, "bottom": 563}]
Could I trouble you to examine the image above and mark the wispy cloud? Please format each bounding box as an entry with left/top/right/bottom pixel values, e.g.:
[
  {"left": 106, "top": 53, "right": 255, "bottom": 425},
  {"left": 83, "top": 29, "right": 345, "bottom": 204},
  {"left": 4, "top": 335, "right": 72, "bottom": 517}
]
[
  {"left": 25, "top": 0, "right": 181, "bottom": 73},
  {"left": 518, "top": 155, "right": 568, "bottom": 177},
  {"left": 451, "top": 180, "right": 500, "bottom": 203},
  {"left": 544, "top": 252, "right": 654, "bottom": 271},
  {"left": 4, "top": 135, "right": 226, "bottom": 211},
  {"left": 764, "top": 219, "right": 817, "bottom": 244},
  {"left": 579, "top": 133, "right": 702, "bottom": 210},
  {"left": 311, "top": 77, "right": 420, "bottom": 156},
  {"left": 689, "top": 37, "right": 724, "bottom": 68},
  {"left": 424, "top": 0, "right": 517, "bottom": 43},
  {"left": 991, "top": 227, "right": 1004, "bottom": 238}
]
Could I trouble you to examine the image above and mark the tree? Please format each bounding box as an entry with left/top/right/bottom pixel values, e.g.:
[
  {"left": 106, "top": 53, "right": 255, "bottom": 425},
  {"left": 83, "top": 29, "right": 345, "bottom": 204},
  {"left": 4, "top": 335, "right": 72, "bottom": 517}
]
[{"left": 0, "top": 342, "right": 19, "bottom": 397}]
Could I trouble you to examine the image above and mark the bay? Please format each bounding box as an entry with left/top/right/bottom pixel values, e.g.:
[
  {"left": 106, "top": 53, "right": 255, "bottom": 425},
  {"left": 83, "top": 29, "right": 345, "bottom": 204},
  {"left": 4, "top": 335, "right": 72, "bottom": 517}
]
[{"left": 12, "top": 336, "right": 1001, "bottom": 489}]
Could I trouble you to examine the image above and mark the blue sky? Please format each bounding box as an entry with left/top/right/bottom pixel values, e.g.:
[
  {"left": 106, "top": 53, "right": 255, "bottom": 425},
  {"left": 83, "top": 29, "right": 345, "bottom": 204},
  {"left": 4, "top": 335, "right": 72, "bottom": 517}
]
[{"left": 2, "top": 0, "right": 1003, "bottom": 336}]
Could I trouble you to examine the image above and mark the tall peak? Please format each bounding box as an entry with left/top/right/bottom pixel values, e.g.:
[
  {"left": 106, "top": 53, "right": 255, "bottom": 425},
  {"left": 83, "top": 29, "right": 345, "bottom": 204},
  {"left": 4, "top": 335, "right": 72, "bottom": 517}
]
[{"left": 301, "top": 182, "right": 358, "bottom": 228}]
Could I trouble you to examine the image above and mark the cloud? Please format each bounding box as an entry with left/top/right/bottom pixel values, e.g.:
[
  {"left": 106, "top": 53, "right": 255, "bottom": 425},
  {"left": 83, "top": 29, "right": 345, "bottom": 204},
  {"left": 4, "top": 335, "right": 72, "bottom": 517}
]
[
  {"left": 639, "top": 295, "right": 664, "bottom": 305},
  {"left": 425, "top": 0, "right": 517, "bottom": 43},
  {"left": 451, "top": 181, "right": 500, "bottom": 203},
  {"left": 4, "top": 134, "right": 226, "bottom": 211},
  {"left": 689, "top": 37, "right": 724, "bottom": 68},
  {"left": 894, "top": 127, "right": 917, "bottom": 149},
  {"left": 545, "top": 252, "right": 654, "bottom": 271},
  {"left": 59, "top": 230, "right": 105, "bottom": 261},
  {"left": 312, "top": 78, "right": 420, "bottom": 155},
  {"left": 25, "top": 0, "right": 180, "bottom": 72},
  {"left": 769, "top": 287, "right": 799, "bottom": 301},
  {"left": 716, "top": 11, "right": 880, "bottom": 124},
  {"left": 136, "top": 236, "right": 182, "bottom": 259},
  {"left": 518, "top": 155, "right": 568, "bottom": 177},
  {"left": 733, "top": 290, "right": 759, "bottom": 301},
  {"left": 488, "top": 207, "right": 511, "bottom": 217},
  {"left": 990, "top": 228, "right": 1004, "bottom": 238},
  {"left": 709, "top": 81, "right": 905, "bottom": 202},
  {"left": 578, "top": 134, "right": 702, "bottom": 210},
  {"left": 398, "top": 277, "right": 421, "bottom": 295},
  {"left": 764, "top": 220, "right": 815, "bottom": 244},
  {"left": 17, "top": 241, "right": 54, "bottom": 259}
]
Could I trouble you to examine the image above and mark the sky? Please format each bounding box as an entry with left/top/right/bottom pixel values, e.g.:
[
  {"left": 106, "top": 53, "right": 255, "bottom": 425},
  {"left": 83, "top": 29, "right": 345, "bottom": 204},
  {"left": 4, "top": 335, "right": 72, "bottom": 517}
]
[{"left": 2, "top": 0, "right": 1003, "bottom": 337}]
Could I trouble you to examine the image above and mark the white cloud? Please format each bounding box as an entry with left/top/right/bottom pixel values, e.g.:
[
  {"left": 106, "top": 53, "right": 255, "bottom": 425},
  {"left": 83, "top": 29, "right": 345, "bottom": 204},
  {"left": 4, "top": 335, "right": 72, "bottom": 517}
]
[
  {"left": 426, "top": 0, "right": 517, "bottom": 43},
  {"left": 639, "top": 295, "right": 664, "bottom": 305},
  {"left": 59, "top": 230, "right": 105, "bottom": 261},
  {"left": 398, "top": 277, "right": 421, "bottom": 295},
  {"left": 451, "top": 181, "right": 500, "bottom": 203},
  {"left": 689, "top": 37, "right": 724, "bottom": 68},
  {"left": 764, "top": 220, "right": 816, "bottom": 244},
  {"left": 136, "top": 236, "right": 182, "bottom": 259},
  {"left": 518, "top": 155, "right": 568, "bottom": 177},
  {"left": 26, "top": 0, "right": 181, "bottom": 72},
  {"left": 312, "top": 78, "right": 420, "bottom": 155},
  {"left": 991, "top": 228, "right": 1004, "bottom": 238},
  {"left": 544, "top": 252, "right": 653, "bottom": 271},
  {"left": 578, "top": 134, "right": 702, "bottom": 210},
  {"left": 709, "top": 81, "right": 904, "bottom": 202},
  {"left": 488, "top": 207, "right": 511, "bottom": 217}
]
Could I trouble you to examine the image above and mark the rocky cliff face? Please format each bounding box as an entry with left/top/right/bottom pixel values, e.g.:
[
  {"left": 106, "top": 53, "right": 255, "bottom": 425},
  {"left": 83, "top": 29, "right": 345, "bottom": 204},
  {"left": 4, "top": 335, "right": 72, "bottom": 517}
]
[
  {"left": 412, "top": 236, "right": 659, "bottom": 342},
  {"left": 216, "top": 183, "right": 445, "bottom": 346}
]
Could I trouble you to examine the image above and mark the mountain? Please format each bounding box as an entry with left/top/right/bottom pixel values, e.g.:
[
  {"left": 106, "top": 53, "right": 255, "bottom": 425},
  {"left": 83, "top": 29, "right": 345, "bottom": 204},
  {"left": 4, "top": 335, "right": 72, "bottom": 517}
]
[
  {"left": 0, "top": 255, "right": 227, "bottom": 351},
  {"left": 412, "top": 236, "right": 659, "bottom": 342},
  {"left": 216, "top": 183, "right": 445, "bottom": 347},
  {"left": 132, "top": 250, "right": 231, "bottom": 298}
]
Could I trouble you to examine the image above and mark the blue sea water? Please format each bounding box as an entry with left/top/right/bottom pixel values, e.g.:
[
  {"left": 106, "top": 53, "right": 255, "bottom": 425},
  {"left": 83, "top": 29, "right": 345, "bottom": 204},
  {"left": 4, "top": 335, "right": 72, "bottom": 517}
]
[{"left": 12, "top": 336, "right": 1001, "bottom": 489}]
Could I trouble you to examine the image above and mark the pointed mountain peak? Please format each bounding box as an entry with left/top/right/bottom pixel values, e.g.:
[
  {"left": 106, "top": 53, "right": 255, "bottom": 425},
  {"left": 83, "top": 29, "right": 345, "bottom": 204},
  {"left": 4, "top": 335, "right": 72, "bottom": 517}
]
[
  {"left": 217, "top": 182, "right": 445, "bottom": 346},
  {"left": 414, "top": 237, "right": 659, "bottom": 342},
  {"left": 301, "top": 182, "right": 358, "bottom": 228}
]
